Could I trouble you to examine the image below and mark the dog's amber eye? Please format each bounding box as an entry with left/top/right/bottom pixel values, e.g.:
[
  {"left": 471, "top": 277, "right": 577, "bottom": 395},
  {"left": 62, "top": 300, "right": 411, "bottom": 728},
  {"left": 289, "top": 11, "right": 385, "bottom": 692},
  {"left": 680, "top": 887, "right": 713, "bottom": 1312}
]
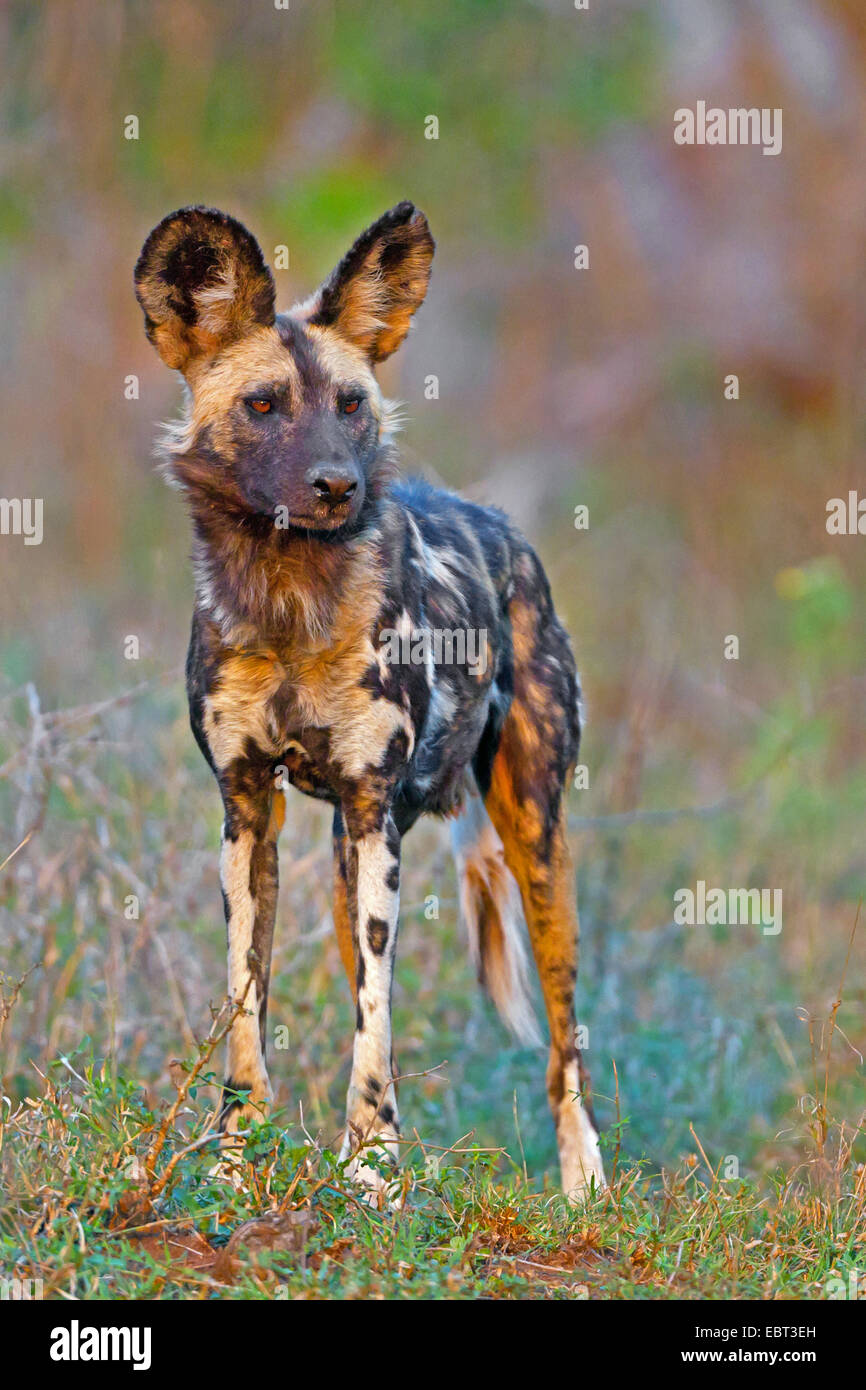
[
  {"left": 343, "top": 398, "right": 360, "bottom": 415},
  {"left": 249, "top": 398, "right": 272, "bottom": 414}
]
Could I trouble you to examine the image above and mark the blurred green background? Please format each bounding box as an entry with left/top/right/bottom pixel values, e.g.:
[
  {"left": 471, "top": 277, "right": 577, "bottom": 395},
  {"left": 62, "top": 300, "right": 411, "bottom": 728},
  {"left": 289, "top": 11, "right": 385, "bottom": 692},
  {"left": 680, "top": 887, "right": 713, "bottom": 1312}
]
[{"left": 1, "top": 0, "right": 864, "bottom": 1184}]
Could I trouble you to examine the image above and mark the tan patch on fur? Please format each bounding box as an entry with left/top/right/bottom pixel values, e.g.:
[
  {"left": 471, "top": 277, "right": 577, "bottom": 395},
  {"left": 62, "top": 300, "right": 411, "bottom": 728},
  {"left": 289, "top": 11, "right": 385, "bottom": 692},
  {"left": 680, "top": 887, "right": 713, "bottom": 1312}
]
[
  {"left": 342, "top": 246, "right": 431, "bottom": 362},
  {"left": 186, "top": 326, "right": 299, "bottom": 432},
  {"left": 269, "top": 788, "right": 286, "bottom": 836},
  {"left": 203, "top": 649, "right": 286, "bottom": 767},
  {"left": 332, "top": 839, "right": 356, "bottom": 1003},
  {"left": 299, "top": 209, "right": 433, "bottom": 363},
  {"left": 303, "top": 323, "right": 378, "bottom": 393},
  {"left": 509, "top": 597, "right": 536, "bottom": 669},
  {"left": 283, "top": 561, "right": 414, "bottom": 776}
]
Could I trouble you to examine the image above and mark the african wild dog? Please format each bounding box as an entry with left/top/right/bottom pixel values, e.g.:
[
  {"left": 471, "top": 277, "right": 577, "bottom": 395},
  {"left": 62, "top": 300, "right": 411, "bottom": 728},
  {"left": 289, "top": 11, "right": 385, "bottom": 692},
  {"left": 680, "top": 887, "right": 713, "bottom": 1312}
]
[{"left": 134, "top": 202, "right": 605, "bottom": 1199}]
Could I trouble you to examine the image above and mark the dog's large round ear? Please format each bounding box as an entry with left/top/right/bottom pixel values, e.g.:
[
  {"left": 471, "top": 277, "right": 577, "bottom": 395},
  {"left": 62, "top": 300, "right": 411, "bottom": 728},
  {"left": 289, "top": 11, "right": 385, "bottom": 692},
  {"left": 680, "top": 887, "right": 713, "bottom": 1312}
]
[
  {"left": 134, "top": 206, "right": 276, "bottom": 373},
  {"left": 297, "top": 202, "right": 434, "bottom": 363}
]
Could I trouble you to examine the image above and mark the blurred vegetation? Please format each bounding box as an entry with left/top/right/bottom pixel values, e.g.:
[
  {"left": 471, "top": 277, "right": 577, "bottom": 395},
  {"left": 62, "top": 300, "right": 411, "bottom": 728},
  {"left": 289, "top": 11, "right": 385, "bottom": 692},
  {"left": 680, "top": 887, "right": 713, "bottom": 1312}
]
[{"left": 1, "top": 0, "right": 865, "bottom": 1296}]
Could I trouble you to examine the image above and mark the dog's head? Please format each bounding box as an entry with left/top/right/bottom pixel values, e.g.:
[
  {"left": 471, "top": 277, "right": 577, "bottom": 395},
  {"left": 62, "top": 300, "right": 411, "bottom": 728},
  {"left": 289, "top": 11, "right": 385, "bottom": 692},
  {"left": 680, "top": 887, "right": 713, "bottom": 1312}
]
[{"left": 135, "top": 203, "right": 434, "bottom": 534}]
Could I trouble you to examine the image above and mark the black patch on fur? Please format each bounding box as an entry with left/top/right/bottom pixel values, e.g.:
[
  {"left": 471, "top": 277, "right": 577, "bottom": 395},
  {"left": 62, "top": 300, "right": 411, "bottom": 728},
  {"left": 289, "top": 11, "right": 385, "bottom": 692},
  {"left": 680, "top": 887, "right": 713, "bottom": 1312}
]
[
  {"left": 161, "top": 238, "right": 220, "bottom": 324},
  {"left": 218, "top": 1076, "right": 252, "bottom": 1130},
  {"left": 366, "top": 917, "right": 389, "bottom": 956},
  {"left": 385, "top": 819, "right": 401, "bottom": 858}
]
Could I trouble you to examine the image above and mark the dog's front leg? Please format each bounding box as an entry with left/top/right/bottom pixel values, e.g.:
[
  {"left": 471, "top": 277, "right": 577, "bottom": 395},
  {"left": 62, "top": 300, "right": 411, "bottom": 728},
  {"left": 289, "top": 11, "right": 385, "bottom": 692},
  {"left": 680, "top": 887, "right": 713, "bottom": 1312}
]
[
  {"left": 340, "top": 809, "right": 402, "bottom": 1199},
  {"left": 216, "top": 787, "right": 284, "bottom": 1158}
]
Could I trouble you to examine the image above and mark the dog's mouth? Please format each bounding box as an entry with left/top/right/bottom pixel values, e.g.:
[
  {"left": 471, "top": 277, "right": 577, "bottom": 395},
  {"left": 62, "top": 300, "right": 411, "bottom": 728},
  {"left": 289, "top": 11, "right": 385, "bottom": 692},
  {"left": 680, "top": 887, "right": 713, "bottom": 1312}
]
[
  {"left": 238, "top": 491, "right": 364, "bottom": 539},
  {"left": 276, "top": 505, "right": 353, "bottom": 534}
]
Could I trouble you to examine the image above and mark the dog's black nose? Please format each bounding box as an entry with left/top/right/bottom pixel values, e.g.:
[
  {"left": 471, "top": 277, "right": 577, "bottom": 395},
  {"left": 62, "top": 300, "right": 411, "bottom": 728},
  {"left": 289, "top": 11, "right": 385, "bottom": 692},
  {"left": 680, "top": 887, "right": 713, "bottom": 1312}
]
[{"left": 307, "top": 465, "right": 359, "bottom": 504}]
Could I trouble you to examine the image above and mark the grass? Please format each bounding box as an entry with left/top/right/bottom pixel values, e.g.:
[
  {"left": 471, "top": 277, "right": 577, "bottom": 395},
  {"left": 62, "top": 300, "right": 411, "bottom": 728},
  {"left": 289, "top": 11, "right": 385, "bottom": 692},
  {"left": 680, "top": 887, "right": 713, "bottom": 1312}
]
[{"left": 1, "top": 1037, "right": 863, "bottom": 1300}]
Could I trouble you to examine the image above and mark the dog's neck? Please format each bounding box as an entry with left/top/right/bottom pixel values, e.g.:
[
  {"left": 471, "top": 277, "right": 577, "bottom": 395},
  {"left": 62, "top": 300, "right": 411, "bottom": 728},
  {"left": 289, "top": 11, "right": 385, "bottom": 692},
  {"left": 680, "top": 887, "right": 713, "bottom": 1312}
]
[
  {"left": 170, "top": 437, "right": 397, "bottom": 652},
  {"left": 188, "top": 499, "right": 384, "bottom": 654}
]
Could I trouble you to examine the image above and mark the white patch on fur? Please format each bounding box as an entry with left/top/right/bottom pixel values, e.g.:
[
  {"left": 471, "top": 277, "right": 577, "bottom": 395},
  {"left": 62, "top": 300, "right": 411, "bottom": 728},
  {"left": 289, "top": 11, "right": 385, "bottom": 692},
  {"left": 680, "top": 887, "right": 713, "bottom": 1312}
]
[
  {"left": 194, "top": 263, "right": 238, "bottom": 331},
  {"left": 204, "top": 682, "right": 283, "bottom": 767},
  {"left": 220, "top": 827, "right": 271, "bottom": 1125},
  {"left": 344, "top": 829, "right": 401, "bottom": 1182},
  {"left": 405, "top": 512, "right": 465, "bottom": 613},
  {"left": 351, "top": 831, "right": 399, "bottom": 1076},
  {"left": 557, "top": 1056, "right": 605, "bottom": 1199},
  {"left": 379, "top": 395, "right": 404, "bottom": 443},
  {"left": 450, "top": 791, "right": 541, "bottom": 1046},
  {"left": 329, "top": 675, "right": 415, "bottom": 779},
  {"left": 410, "top": 680, "right": 459, "bottom": 797},
  {"left": 575, "top": 675, "right": 586, "bottom": 734}
]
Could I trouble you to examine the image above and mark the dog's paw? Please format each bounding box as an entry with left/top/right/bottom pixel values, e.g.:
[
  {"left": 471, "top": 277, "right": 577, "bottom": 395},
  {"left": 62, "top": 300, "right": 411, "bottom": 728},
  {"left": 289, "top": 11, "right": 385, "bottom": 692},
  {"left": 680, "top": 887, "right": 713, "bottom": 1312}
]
[
  {"left": 207, "top": 1155, "right": 249, "bottom": 1191},
  {"left": 561, "top": 1149, "right": 606, "bottom": 1204},
  {"left": 340, "top": 1127, "right": 405, "bottom": 1211},
  {"left": 559, "top": 1093, "right": 606, "bottom": 1202}
]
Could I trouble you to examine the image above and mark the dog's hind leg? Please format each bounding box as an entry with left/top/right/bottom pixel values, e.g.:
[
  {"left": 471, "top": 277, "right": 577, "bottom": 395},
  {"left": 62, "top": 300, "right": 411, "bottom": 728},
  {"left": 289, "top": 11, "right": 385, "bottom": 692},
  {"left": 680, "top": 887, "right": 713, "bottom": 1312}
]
[{"left": 477, "top": 559, "right": 605, "bottom": 1199}]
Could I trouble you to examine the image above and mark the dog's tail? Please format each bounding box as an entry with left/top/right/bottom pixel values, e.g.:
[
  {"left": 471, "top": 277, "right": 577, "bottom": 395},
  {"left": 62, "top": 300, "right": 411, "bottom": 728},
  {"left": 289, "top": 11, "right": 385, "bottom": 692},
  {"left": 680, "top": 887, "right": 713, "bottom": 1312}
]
[{"left": 450, "top": 789, "right": 541, "bottom": 1046}]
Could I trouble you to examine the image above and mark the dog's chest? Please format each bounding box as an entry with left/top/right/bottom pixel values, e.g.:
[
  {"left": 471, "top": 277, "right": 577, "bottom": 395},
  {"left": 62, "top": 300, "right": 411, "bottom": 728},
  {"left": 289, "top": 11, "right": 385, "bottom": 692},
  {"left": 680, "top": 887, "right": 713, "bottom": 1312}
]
[{"left": 203, "top": 638, "right": 416, "bottom": 794}]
